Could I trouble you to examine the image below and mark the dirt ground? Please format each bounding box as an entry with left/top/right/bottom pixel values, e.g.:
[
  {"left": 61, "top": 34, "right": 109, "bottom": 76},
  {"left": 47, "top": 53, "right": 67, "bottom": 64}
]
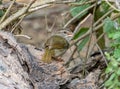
[{"left": 16, "top": 4, "right": 69, "bottom": 48}]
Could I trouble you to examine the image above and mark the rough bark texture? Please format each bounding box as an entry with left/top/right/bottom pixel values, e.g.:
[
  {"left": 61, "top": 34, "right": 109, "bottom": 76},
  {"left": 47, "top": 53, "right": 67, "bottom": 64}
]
[
  {"left": 0, "top": 31, "right": 102, "bottom": 89},
  {"left": 0, "top": 31, "right": 70, "bottom": 89},
  {"left": 0, "top": 31, "right": 31, "bottom": 89}
]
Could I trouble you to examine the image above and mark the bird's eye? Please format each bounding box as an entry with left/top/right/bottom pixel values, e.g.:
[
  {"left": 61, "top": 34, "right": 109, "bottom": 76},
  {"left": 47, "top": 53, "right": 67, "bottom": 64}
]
[
  {"left": 63, "top": 31, "right": 66, "bottom": 33},
  {"left": 63, "top": 31, "right": 67, "bottom": 34}
]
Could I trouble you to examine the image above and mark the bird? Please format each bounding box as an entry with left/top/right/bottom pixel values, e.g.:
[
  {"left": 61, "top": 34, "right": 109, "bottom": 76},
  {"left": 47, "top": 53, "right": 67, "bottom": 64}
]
[{"left": 42, "top": 30, "right": 73, "bottom": 63}]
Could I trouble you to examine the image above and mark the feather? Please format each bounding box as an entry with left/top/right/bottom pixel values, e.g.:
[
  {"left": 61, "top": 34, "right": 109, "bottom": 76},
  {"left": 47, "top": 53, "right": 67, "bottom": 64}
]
[{"left": 42, "top": 48, "right": 55, "bottom": 63}]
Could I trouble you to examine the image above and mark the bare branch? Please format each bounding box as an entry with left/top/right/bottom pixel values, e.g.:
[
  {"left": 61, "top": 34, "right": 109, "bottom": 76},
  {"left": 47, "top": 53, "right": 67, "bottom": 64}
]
[
  {"left": 0, "top": 0, "right": 36, "bottom": 30},
  {"left": 0, "top": 0, "right": 16, "bottom": 23}
]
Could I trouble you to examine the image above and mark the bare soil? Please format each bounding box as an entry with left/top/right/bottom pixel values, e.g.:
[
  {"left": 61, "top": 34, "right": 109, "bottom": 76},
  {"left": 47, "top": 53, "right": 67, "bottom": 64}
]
[{"left": 17, "top": 4, "right": 69, "bottom": 47}]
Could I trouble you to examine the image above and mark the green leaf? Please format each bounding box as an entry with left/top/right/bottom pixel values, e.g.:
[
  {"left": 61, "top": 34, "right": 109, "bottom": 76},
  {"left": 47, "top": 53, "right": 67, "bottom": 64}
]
[
  {"left": 70, "top": 0, "right": 90, "bottom": 19},
  {"left": 0, "top": 0, "right": 4, "bottom": 17},
  {"left": 111, "top": 59, "right": 118, "bottom": 68},
  {"left": 113, "top": 32, "right": 120, "bottom": 39},
  {"left": 108, "top": 33, "right": 115, "bottom": 39},
  {"left": 105, "top": 78, "right": 113, "bottom": 87},
  {"left": 116, "top": 69, "right": 120, "bottom": 75},
  {"left": 0, "top": 0, "right": 5, "bottom": 17},
  {"left": 105, "top": 65, "right": 113, "bottom": 73},
  {"left": 103, "top": 17, "right": 116, "bottom": 33},
  {"left": 117, "top": 18, "right": 120, "bottom": 25},
  {"left": 108, "top": 32, "right": 120, "bottom": 40},
  {"left": 114, "top": 38, "right": 120, "bottom": 45},
  {"left": 95, "top": 1, "right": 110, "bottom": 21},
  {"left": 101, "top": 1, "right": 110, "bottom": 13},
  {"left": 0, "top": 0, "right": 2, "bottom": 4},
  {"left": 77, "top": 36, "right": 89, "bottom": 52},
  {"left": 73, "top": 28, "right": 89, "bottom": 40},
  {"left": 0, "top": 10, "right": 4, "bottom": 17},
  {"left": 117, "top": 58, "right": 120, "bottom": 61},
  {"left": 117, "top": 82, "right": 120, "bottom": 87},
  {"left": 108, "top": 83, "right": 115, "bottom": 89},
  {"left": 105, "top": 52, "right": 112, "bottom": 60},
  {"left": 105, "top": 74, "right": 117, "bottom": 88},
  {"left": 114, "top": 49, "right": 120, "bottom": 58},
  {"left": 116, "top": 87, "right": 120, "bottom": 89},
  {"left": 108, "top": 73, "right": 116, "bottom": 81}
]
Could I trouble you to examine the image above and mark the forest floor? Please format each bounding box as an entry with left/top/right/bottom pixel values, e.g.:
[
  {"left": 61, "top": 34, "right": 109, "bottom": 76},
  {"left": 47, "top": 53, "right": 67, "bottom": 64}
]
[{"left": 0, "top": 1, "right": 106, "bottom": 89}]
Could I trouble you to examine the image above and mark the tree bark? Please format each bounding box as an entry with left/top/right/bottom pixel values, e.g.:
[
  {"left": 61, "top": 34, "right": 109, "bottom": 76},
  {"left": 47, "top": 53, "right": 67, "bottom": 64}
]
[{"left": 0, "top": 31, "right": 69, "bottom": 89}]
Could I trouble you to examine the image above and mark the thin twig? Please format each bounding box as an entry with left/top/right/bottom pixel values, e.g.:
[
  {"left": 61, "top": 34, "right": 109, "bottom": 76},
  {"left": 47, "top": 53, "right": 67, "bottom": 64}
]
[
  {"left": 45, "top": 15, "right": 49, "bottom": 32},
  {"left": 29, "top": 4, "right": 52, "bottom": 13},
  {"left": 0, "top": 0, "right": 76, "bottom": 30},
  {"left": 63, "top": 3, "right": 96, "bottom": 28},
  {"left": 94, "top": 9, "right": 114, "bottom": 26},
  {"left": 0, "top": 0, "right": 16, "bottom": 23},
  {"left": 0, "top": 1, "right": 26, "bottom": 9},
  {"left": 11, "top": 15, "right": 25, "bottom": 33},
  {"left": 64, "top": 46, "right": 77, "bottom": 66},
  {"left": 69, "top": 0, "right": 96, "bottom": 6},
  {"left": 96, "top": 44, "right": 108, "bottom": 66},
  {"left": 15, "top": 34, "right": 32, "bottom": 39},
  {"left": 86, "top": 0, "right": 98, "bottom": 59},
  {"left": 89, "top": 32, "right": 105, "bottom": 57},
  {"left": 70, "top": 13, "right": 120, "bottom": 47},
  {"left": 29, "top": 0, "right": 76, "bottom": 12},
  {"left": 49, "top": 0, "right": 75, "bottom": 4},
  {"left": 0, "top": 0, "right": 36, "bottom": 30},
  {"left": 73, "top": 14, "right": 92, "bottom": 35},
  {"left": 105, "top": 0, "right": 120, "bottom": 12},
  {"left": 49, "top": 16, "right": 57, "bottom": 32},
  {"left": 81, "top": 0, "right": 98, "bottom": 77}
]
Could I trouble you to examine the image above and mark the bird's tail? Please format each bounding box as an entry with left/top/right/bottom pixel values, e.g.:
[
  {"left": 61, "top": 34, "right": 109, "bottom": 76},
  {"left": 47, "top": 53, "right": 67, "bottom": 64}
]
[{"left": 42, "top": 48, "right": 54, "bottom": 63}]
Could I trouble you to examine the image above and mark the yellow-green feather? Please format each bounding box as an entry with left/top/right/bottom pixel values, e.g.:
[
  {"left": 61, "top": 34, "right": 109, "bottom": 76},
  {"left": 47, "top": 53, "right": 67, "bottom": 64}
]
[{"left": 42, "top": 48, "right": 55, "bottom": 63}]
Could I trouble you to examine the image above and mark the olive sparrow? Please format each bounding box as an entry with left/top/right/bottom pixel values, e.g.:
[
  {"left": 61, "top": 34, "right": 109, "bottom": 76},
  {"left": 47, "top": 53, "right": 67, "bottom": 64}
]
[{"left": 42, "top": 30, "right": 72, "bottom": 63}]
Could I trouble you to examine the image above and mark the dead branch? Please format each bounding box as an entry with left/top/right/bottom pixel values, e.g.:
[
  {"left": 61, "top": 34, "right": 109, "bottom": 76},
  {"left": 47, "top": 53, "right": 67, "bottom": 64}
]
[{"left": 0, "top": 0, "right": 36, "bottom": 30}]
